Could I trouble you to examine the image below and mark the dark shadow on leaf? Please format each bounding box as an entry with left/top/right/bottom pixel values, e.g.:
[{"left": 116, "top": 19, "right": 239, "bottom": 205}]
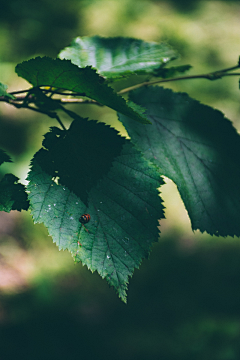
[{"left": 36, "top": 117, "right": 126, "bottom": 205}]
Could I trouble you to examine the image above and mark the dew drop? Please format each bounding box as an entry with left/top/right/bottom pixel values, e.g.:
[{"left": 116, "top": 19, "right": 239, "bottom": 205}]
[{"left": 123, "top": 237, "right": 130, "bottom": 245}]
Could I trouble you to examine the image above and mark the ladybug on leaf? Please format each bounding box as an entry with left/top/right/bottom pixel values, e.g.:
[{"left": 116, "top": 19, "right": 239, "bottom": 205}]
[{"left": 79, "top": 213, "right": 91, "bottom": 224}]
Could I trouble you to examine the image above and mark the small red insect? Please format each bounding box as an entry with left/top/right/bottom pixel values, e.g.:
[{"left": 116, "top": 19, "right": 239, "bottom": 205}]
[{"left": 79, "top": 213, "right": 91, "bottom": 224}]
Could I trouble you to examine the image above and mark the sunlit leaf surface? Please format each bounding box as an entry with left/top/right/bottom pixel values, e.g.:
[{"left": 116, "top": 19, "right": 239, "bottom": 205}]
[
  {"left": 59, "top": 36, "right": 178, "bottom": 80},
  {"left": 27, "top": 118, "right": 164, "bottom": 301},
  {"left": 15, "top": 57, "right": 150, "bottom": 124}
]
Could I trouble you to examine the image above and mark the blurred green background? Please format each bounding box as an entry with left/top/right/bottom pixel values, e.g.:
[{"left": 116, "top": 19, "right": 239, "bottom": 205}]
[{"left": 1, "top": 1, "right": 240, "bottom": 359}]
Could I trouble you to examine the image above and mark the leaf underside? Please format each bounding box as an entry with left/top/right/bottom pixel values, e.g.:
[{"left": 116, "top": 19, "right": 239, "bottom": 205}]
[
  {"left": 58, "top": 35, "right": 178, "bottom": 80},
  {"left": 27, "top": 118, "right": 165, "bottom": 301},
  {"left": 15, "top": 57, "right": 150, "bottom": 124},
  {"left": 118, "top": 86, "right": 240, "bottom": 237}
]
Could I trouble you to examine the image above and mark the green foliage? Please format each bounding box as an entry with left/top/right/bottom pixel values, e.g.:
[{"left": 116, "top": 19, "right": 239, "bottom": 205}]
[
  {"left": 1, "top": 34, "right": 240, "bottom": 301},
  {"left": 118, "top": 86, "right": 240, "bottom": 237},
  {"left": 0, "top": 150, "right": 28, "bottom": 212},
  {"left": 0, "top": 148, "right": 12, "bottom": 165},
  {"left": 0, "top": 82, "right": 15, "bottom": 100},
  {"left": 0, "top": 174, "right": 29, "bottom": 212},
  {"left": 15, "top": 57, "right": 150, "bottom": 124},
  {"left": 59, "top": 35, "right": 178, "bottom": 80},
  {"left": 153, "top": 64, "right": 192, "bottom": 78},
  {"left": 39, "top": 118, "right": 126, "bottom": 204},
  {"left": 27, "top": 118, "right": 164, "bottom": 301}
]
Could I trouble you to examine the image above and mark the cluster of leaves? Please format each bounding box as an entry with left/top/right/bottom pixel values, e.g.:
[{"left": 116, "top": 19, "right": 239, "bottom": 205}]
[{"left": 0, "top": 36, "right": 240, "bottom": 302}]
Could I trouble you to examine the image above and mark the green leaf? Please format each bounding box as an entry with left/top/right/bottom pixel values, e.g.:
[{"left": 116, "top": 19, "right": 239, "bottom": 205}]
[
  {"left": 15, "top": 56, "right": 150, "bottom": 124},
  {"left": 153, "top": 64, "right": 192, "bottom": 78},
  {"left": 38, "top": 117, "right": 126, "bottom": 205},
  {"left": 0, "top": 148, "right": 12, "bottom": 166},
  {"left": 0, "top": 82, "right": 15, "bottom": 99},
  {"left": 27, "top": 118, "right": 164, "bottom": 301},
  {"left": 0, "top": 174, "right": 29, "bottom": 212},
  {"left": 118, "top": 86, "right": 240, "bottom": 237},
  {"left": 58, "top": 36, "right": 178, "bottom": 80}
]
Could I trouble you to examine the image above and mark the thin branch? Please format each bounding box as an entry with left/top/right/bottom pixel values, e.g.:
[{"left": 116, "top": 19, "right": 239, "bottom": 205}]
[
  {"left": 8, "top": 101, "right": 67, "bottom": 130},
  {"left": 41, "top": 89, "right": 86, "bottom": 97},
  {"left": 215, "top": 64, "right": 240, "bottom": 73},
  {"left": 9, "top": 88, "right": 32, "bottom": 95},
  {"left": 60, "top": 98, "right": 103, "bottom": 105},
  {"left": 24, "top": 105, "right": 67, "bottom": 130},
  {"left": 118, "top": 64, "right": 240, "bottom": 95},
  {"left": 53, "top": 113, "right": 67, "bottom": 130},
  {"left": 221, "top": 73, "right": 240, "bottom": 76},
  {"left": 1, "top": 63, "right": 240, "bottom": 105},
  {"left": 0, "top": 96, "right": 27, "bottom": 102}
]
